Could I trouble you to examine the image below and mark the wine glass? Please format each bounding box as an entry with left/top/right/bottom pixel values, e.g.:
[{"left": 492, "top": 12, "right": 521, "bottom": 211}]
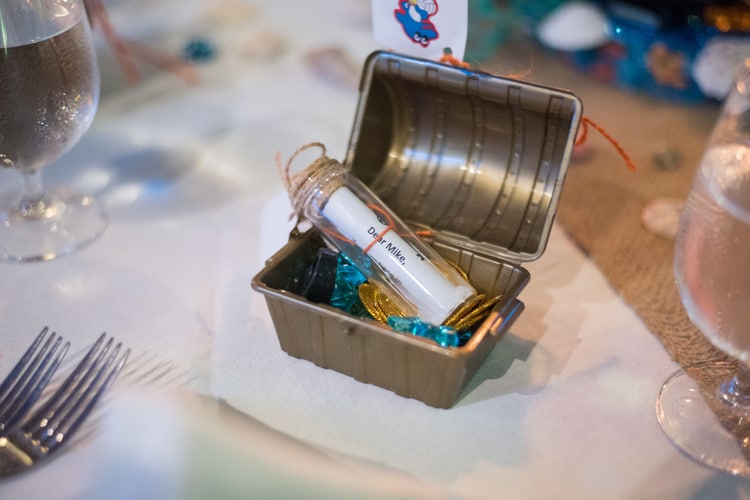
[
  {"left": 657, "top": 69, "right": 750, "bottom": 474},
  {"left": 0, "top": 0, "right": 105, "bottom": 262}
]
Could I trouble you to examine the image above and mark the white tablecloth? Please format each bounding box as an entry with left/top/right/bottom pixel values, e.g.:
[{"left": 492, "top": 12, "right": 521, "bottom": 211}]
[{"left": 1, "top": 1, "right": 748, "bottom": 498}]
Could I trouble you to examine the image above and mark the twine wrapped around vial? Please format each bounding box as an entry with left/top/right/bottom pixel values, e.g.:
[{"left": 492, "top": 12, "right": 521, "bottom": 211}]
[{"left": 278, "top": 142, "right": 477, "bottom": 326}]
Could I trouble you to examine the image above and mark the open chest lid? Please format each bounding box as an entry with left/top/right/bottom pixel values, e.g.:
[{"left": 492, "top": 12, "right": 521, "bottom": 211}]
[{"left": 344, "top": 51, "right": 583, "bottom": 264}]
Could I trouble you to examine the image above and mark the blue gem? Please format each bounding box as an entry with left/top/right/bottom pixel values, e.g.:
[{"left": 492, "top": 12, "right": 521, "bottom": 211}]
[
  {"left": 183, "top": 38, "right": 216, "bottom": 63},
  {"left": 458, "top": 331, "right": 473, "bottom": 346},
  {"left": 386, "top": 316, "right": 458, "bottom": 348},
  {"left": 330, "top": 255, "right": 367, "bottom": 313},
  {"left": 387, "top": 316, "right": 415, "bottom": 332},
  {"left": 433, "top": 325, "right": 459, "bottom": 348},
  {"left": 410, "top": 319, "right": 432, "bottom": 338}
]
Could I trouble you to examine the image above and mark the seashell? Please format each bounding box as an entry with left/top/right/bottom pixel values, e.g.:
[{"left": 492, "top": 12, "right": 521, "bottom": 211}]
[
  {"left": 536, "top": 1, "right": 610, "bottom": 51},
  {"left": 641, "top": 197, "right": 684, "bottom": 240},
  {"left": 205, "top": 0, "right": 258, "bottom": 25},
  {"left": 305, "top": 47, "right": 360, "bottom": 90},
  {"left": 692, "top": 37, "right": 750, "bottom": 100},
  {"left": 240, "top": 31, "right": 287, "bottom": 60}
]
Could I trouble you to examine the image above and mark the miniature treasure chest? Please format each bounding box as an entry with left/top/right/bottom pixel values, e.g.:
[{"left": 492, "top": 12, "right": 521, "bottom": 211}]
[{"left": 252, "top": 51, "right": 582, "bottom": 408}]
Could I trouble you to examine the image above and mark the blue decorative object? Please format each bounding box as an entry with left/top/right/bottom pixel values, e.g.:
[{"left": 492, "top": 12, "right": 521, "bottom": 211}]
[
  {"left": 329, "top": 254, "right": 367, "bottom": 313},
  {"left": 533, "top": 1, "right": 750, "bottom": 102},
  {"left": 433, "top": 324, "right": 462, "bottom": 348},
  {"left": 387, "top": 316, "right": 460, "bottom": 348},
  {"left": 563, "top": 3, "right": 708, "bottom": 102},
  {"left": 470, "top": 0, "right": 750, "bottom": 101},
  {"left": 182, "top": 38, "right": 216, "bottom": 63}
]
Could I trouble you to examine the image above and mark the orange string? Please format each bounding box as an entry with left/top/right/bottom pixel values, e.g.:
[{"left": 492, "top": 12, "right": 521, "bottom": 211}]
[
  {"left": 85, "top": 0, "right": 140, "bottom": 84},
  {"left": 574, "top": 117, "right": 589, "bottom": 147},
  {"left": 318, "top": 205, "right": 398, "bottom": 253},
  {"left": 124, "top": 40, "right": 199, "bottom": 85},
  {"left": 577, "top": 116, "right": 637, "bottom": 172},
  {"left": 363, "top": 205, "right": 396, "bottom": 254},
  {"left": 321, "top": 227, "right": 354, "bottom": 246},
  {"left": 439, "top": 53, "right": 471, "bottom": 69},
  {"left": 436, "top": 54, "right": 636, "bottom": 172},
  {"left": 84, "top": 0, "right": 197, "bottom": 85}
]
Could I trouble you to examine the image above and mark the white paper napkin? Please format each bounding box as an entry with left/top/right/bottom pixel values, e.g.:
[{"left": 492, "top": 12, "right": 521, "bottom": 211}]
[{"left": 84, "top": 388, "right": 446, "bottom": 499}]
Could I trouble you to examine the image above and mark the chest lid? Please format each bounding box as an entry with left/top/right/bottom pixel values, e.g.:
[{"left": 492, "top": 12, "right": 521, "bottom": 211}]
[{"left": 344, "top": 51, "right": 582, "bottom": 263}]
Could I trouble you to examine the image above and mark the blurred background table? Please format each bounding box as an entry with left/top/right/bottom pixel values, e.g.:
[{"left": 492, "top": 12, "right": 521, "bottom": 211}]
[{"left": 1, "top": 0, "right": 747, "bottom": 498}]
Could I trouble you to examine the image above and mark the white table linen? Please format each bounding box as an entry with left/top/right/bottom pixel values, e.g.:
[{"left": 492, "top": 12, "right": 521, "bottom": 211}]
[{"left": 1, "top": 1, "right": 748, "bottom": 498}]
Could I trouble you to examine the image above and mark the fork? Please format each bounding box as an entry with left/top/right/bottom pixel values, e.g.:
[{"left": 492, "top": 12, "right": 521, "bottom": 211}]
[
  {"left": 0, "top": 327, "right": 69, "bottom": 435},
  {"left": 0, "top": 333, "right": 129, "bottom": 476}
]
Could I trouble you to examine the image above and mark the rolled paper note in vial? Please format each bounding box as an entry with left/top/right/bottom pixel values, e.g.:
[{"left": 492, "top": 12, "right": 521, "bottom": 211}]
[{"left": 281, "top": 143, "right": 477, "bottom": 326}]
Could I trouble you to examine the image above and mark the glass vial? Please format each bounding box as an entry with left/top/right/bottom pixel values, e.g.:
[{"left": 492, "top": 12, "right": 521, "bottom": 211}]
[{"left": 287, "top": 146, "right": 477, "bottom": 326}]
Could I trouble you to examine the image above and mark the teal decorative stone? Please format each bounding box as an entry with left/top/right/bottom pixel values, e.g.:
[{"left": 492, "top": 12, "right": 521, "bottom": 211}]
[
  {"left": 183, "top": 38, "right": 216, "bottom": 63},
  {"left": 387, "top": 316, "right": 459, "bottom": 348},
  {"left": 458, "top": 331, "right": 473, "bottom": 346},
  {"left": 387, "top": 316, "right": 414, "bottom": 332},
  {"left": 330, "top": 255, "right": 367, "bottom": 313},
  {"left": 411, "top": 319, "right": 432, "bottom": 339},
  {"left": 433, "top": 325, "right": 460, "bottom": 348}
]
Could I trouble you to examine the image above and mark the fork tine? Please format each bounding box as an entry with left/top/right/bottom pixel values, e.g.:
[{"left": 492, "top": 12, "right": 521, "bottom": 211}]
[
  {"left": 0, "top": 328, "right": 69, "bottom": 433},
  {"left": 0, "top": 338, "right": 69, "bottom": 433},
  {"left": 42, "top": 345, "right": 130, "bottom": 450},
  {"left": 32, "top": 338, "right": 116, "bottom": 443},
  {"left": 0, "top": 327, "right": 50, "bottom": 397},
  {"left": 25, "top": 333, "right": 107, "bottom": 431},
  {"left": 24, "top": 334, "right": 129, "bottom": 451}
]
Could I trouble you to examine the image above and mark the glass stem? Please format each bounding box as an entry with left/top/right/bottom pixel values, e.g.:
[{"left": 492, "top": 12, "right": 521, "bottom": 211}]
[
  {"left": 19, "top": 169, "right": 47, "bottom": 218},
  {"left": 719, "top": 363, "right": 750, "bottom": 410}
]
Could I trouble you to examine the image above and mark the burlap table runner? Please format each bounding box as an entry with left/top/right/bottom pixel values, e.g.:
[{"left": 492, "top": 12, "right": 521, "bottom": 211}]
[
  {"left": 555, "top": 129, "right": 725, "bottom": 369},
  {"left": 486, "top": 41, "right": 726, "bottom": 370}
]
